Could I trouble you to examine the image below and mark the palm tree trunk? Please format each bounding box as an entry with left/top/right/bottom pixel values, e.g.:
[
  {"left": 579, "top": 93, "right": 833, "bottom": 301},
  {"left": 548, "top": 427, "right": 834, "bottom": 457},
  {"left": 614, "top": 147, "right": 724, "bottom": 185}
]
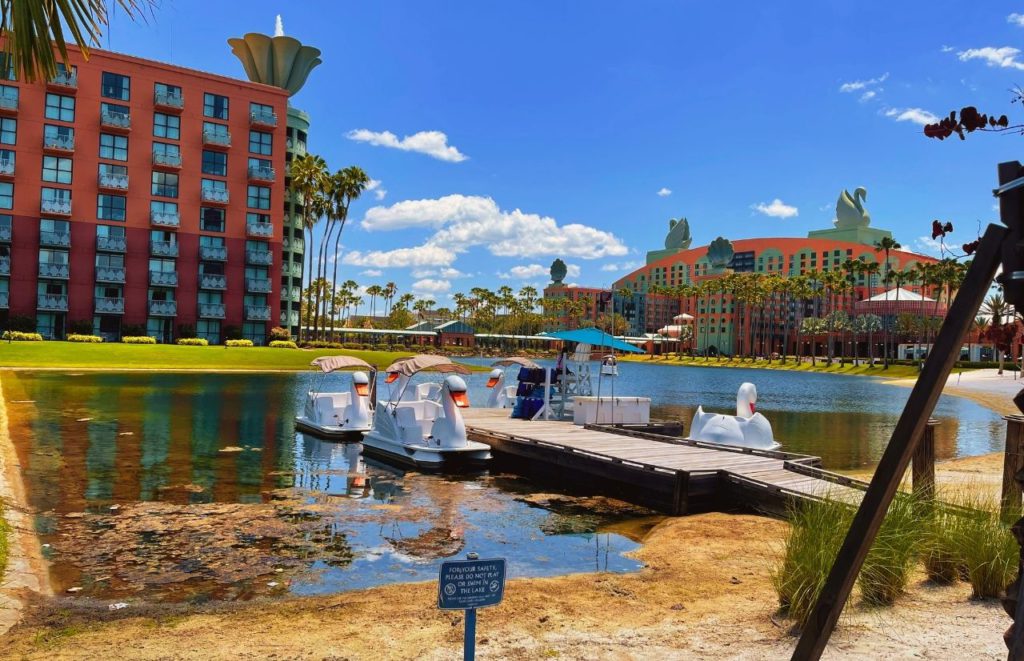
[
  {"left": 329, "top": 218, "right": 348, "bottom": 341},
  {"left": 304, "top": 221, "right": 315, "bottom": 343}
]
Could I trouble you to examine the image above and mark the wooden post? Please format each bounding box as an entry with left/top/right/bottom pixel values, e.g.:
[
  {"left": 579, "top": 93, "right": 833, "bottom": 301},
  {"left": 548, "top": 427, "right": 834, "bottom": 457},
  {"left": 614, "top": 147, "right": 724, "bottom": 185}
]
[
  {"left": 1003, "top": 415, "right": 1024, "bottom": 518},
  {"left": 912, "top": 418, "right": 938, "bottom": 501}
]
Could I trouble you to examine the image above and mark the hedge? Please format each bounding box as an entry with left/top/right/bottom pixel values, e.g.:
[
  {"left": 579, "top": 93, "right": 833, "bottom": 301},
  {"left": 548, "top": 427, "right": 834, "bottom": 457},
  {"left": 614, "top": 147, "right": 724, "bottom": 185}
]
[
  {"left": 269, "top": 340, "right": 298, "bottom": 349},
  {"left": 226, "top": 339, "right": 254, "bottom": 347},
  {"left": 1, "top": 331, "right": 43, "bottom": 341},
  {"left": 176, "top": 338, "right": 209, "bottom": 346},
  {"left": 67, "top": 334, "right": 103, "bottom": 343},
  {"left": 122, "top": 336, "right": 157, "bottom": 344}
]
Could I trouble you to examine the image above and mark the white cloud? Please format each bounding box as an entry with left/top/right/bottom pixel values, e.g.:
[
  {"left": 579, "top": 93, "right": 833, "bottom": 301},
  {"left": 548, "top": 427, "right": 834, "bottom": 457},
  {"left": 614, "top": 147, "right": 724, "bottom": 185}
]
[
  {"left": 412, "top": 267, "right": 467, "bottom": 279},
  {"left": 600, "top": 260, "right": 643, "bottom": 272},
  {"left": 411, "top": 278, "right": 451, "bottom": 295},
  {"left": 913, "top": 236, "right": 943, "bottom": 257},
  {"left": 346, "top": 129, "right": 468, "bottom": 162},
  {"left": 657, "top": 187, "right": 672, "bottom": 197},
  {"left": 363, "top": 195, "right": 498, "bottom": 231},
  {"left": 1009, "top": 13, "right": 1024, "bottom": 27},
  {"left": 859, "top": 90, "right": 877, "bottom": 102},
  {"left": 751, "top": 198, "right": 799, "bottom": 219},
  {"left": 342, "top": 244, "right": 457, "bottom": 268},
  {"left": 839, "top": 72, "right": 889, "bottom": 93},
  {"left": 498, "top": 263, "right": 580, "bottom": 280},
  {"left": 883, "top": 107, "right": 939, "bottom": 125},
  {"left": 941, "top": 45, "right": 955, "bottom": 53},
  {"left": 366, "top": 179, "right": 387, "bottom": 201},
  {"left": 360, "top": 268, "right": 383, "bottom": 277},
  {"left": 957, "top": 46, "right": 1024, "bottom": 71}
]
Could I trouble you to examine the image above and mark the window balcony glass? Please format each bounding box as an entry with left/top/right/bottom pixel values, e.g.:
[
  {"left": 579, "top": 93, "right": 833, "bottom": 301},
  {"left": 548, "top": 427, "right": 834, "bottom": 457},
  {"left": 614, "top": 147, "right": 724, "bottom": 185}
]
[
  {"left": 95, "top": 265, "right": 125, "bottom": 283},
  {"left": 47, "top": 71, "right": 77, "bottom": 90},
  {"left": 286, "top": 137, "right": 307, "bottom": 156},
  {"left": 198, "top": 302, "right": 226, "bottom": 319},
  {"left": 149, "top": 270, "right": 178, "bottom": 287},
  {"left": 202, "top": 127, "right": 231, "bottom": 148},
  {"left": 246, "top": 277, "right": 272, "bottom": 293},
  {"left": 200, "top": 188, "right": 230, "bottom": 205},
  {"left": 154, "top": 90, "right": 183, "bottom": 111},
  {"left": 245, "top": 305, "right": 272, "bottom": 321},
  {"left": 96, "top": 235, "right": 127, "bottom": 252},
  {"left": 37, "top": 293, "right": 68, "bottom": 311},
  {"left": 199, "top": 273, "right": 227, "bottom": 290},
  {"left": 0, "top": 291, "right": 8, "bottom": 309},
  {"left": 280, "top": 310, "right": 299, "bottom": 327},
  {"left": 246, "top": 221, "right": 274, "bottom": 238},
  {"left": 0, "top": 220, "right": 10, "bottom": 242},
  {"left": 42, "top": 134, "right": 74, "bottom": 153},
  {"left": 94, "top": 297, "right": 125, "bottom": 315},
  {"left": 150, "top": 210, "right": 180, "bottom": 228},
  {"left": 100, "top": 108, "right": 131, "bottom": 131},
  {"left": 199, "top": 245, "right": 227, "bottom": 261},
  {"left": 287, "top": 262, "right": 303, "bottom": 278},
  {"left": 250, "top": 109, "right": 278, "bottom": 128},
  {"left": 0, "top": 94, "right": 17, "bottom": 114},
  {"left": 0, "top": 255, "right": 8, "bottom": 275},
  {"left": 39, "top": 230, "right": 71, "bottom": 247},
  {"left": 247, "top": 165, "right": 275, "bottom": 183},
  {"left": 98, "top": 172, "right": 129, "bottom": 191},
  {"left": 41, "top": 198, "right": 72, "bottom": 215},
  {"left": 38, "top": 262, "right": 69, "bottom": 279},
  {"left": 0, "top": 157, "right": 14, "bottom": 178},
  {"left": 246, "top": 248, "right": 273, "bottom": 266},
  {"left": 150, "top": 240, "right": 179, "bottom": 258},
  {"left": 152, "top": 152, "right": 182, "bottom": 169},
  {"left": 283, "top": 236, "right": 305, "bottom": 252},
  {"left": 148, "top": 300, "right": 177, "bottom": 317}
]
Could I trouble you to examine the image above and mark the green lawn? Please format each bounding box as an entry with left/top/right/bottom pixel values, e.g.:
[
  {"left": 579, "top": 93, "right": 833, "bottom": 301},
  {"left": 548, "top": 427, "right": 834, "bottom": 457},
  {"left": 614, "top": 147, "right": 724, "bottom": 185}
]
[
  {"left": 0, "top": 342, "right": 417, "bottom": 371},
  {"left": 618, "top": 354, "right": 941, "bottom": 379}
]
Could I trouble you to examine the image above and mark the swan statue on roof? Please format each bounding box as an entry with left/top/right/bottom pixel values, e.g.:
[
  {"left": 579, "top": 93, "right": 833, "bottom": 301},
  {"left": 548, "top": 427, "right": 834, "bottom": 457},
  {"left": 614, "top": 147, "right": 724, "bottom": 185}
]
[
  {"left": 689, "top": 382, "right": 779, "bottom": 451},
  {"left": 836, "top": 187, "right": 871, "bottom": 229}
]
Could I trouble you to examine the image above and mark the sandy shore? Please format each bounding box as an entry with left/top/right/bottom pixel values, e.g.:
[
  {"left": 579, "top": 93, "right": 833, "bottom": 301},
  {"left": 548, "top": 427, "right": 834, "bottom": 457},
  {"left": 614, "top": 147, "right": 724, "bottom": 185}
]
[{"left": 889, "top": 368, "right": 1023, "bottom": 417}]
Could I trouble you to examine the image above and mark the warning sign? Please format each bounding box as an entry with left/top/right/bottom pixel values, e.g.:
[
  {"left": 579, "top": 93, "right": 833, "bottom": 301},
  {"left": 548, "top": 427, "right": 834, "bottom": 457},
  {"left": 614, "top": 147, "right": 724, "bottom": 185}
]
[{"left": 437, "top": 558, "right": 506, "bottom": 610}]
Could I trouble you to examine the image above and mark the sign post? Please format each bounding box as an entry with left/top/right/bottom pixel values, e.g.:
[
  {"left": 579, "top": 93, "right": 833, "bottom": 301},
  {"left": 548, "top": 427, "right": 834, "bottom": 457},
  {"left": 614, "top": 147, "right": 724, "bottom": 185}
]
[{"left": 438, "top": 553, "right": 506, "bottom": 661}]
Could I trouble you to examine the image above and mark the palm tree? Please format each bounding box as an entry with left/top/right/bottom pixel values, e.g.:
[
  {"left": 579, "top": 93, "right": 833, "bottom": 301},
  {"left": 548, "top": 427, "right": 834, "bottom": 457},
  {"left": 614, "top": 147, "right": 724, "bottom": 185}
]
[
  {"left": 383, "top": 282, "right": 398, "bottom": 317},
  {"left": 875, "top": 237, "right": 901, "bottom": 367},
  {"left": 325, "top": 166, "right": 370, "bottom": 336},
  {"left": 366, "top": 284, "right": 383, "bottom": 319},
  {"left": 289, "top": 153, "right": 329, "bottom": 342},
  {"left": 983, "top": 292, "right": 1008, "bottom": 326},
  {"left": 971, "top": 316, "right": 990, "bottom": 363},
  {"left": 413, "top": 298, "right": 435, "bottom": 322}
]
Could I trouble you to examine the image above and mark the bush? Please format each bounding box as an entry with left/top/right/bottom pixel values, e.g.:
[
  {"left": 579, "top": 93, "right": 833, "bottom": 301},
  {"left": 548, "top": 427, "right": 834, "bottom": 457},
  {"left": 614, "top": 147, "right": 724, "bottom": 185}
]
[
  {"left": 302, "top": 340, "right": 342, "bottom": 349},
  {"left": 223, "top": 325, "right": 242, "bottom": 341},
  {"left": 122, "top": 336, "right": 156, "bottom": 344},
  {"left": 269, "top": 340, "right": 298, "bottom": 349},
  {"left": 67, "top": 334, "right": 103, "bottom": 343},
  {"left": 226, "top": 339, "right": 253, "bottom": 347},
  {"left": 121, "top": 323, "right": 146, "bottom": 337},
  {"left": 7, "top": 315, "right": 36, "bottom": 333},
  {"left": 269, "top": 326, "right": 291, "bottom": 342},
  {"left": 176, "top": 324, "right": 197, "bottom": 339},
  {"left": 68, "top": 319, "right": 94, "bottom": 335},
  {"left": 1, "top": 331, "right": 42, "bottom": 341},
  {"left": 929, "top": 492, "right": 1019, "bottom": 599},
  {"left": 858, "top": 495, "right": 924, "bottom": 605},
  {"left": 176, "top": 337, "right": 208, "bottom": 346}
]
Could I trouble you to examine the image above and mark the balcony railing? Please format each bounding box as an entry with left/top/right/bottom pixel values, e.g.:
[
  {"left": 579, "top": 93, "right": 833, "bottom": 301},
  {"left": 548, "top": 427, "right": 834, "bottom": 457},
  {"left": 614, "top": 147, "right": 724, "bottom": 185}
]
[
  {"left": 95, "top": 297, "right": 125, "bottom": 315},
  {"left": 283, "top": 287, "right": 301, "bottom": 301},
  {"left": 286, "top": 137, "right": 307, "bottom": 156},
  {"left": 100, "top": 109, "right": 130, "bottom": 131},
  {"left": 246, "top": 305, "right": 272, "bottom": 321},
  {"left": 283, "top": 237, "right": 305, "bottom": 252},
  {"left": 0, "top": 291, "right": 7, "bottom": 309},
  {"left": 0, "top": 256, "right": 8, "bottom": 275},
  {"left": 250, "top": 109, "right": 278, "bottom": 127},
  {"left": 247, "top": 277, "right": 272, "bottom": 293},
  {"left": 199, "top": 245, "right": 227, "bottom": 261},
  {"left": 286, "top": 262, "right": 303, "bottom": 278},
  {"left": 43, "top": 134, "right": 74, "bottom": 152},
  {"left": 41, "top": 198, "right": 72, "bottom": 216},
  {"left": 199, "top": 273, "right": 227, "bottom": 290},
  {"left": 281, "top": 310, "right": 299, "bottom": 327},
  {"left": 48, "top": 71, "right": 77, "bottom": 90},
  {"left": 0, "top": 158, "right": 14, "bottom": 178},
  {"left": 37, "top": 293, "right": 68, "bottom": 311},
  {"left": 247, "top": 222, "right": 274, "bottom": 238},
  {"left": 247, "top": 166, "right": 275, "bottom": 182},
  {"left": 202, "top": 127, "right": 231, "bottom": 148},
  {"left": 154, "top": 90, "right": 183, "bottom": 110},
  {"left": 98, "top": 172, "right": 129, "bottom": 191},
  {"left": 198, "top": 302, "right": 226, "bottom": 319},
  {"left": 96, "top": 235, "right": 127, "bottom": 252},
  {"left": 0, "top": 223, "right": 10, "bottom": 242},
  {"left": 149, "top": 270, "right": 178, "bottom": 287},
  {"left": 150, "top": 210, "right": 180, "bottom": 228},
  {"left": 95, "top": 265, "right": 125, "bottom": 283},
  {"left": 148, "top": 300, "right": 177, "bottom": 317},
  {"left": 246, "top": 249, "right": 273, "bottom": 266},
  {"left": 200, "top": 188, "right": 229, "bottom": 204},
  {"left": 152, "top": 151, "right": 182, "bottom": 169},
  {"left": 150, "top": 240, "right": 179, "bottom": 258},
  {"left": 39, "top": 230, "right": 70, "bottom": 247},
  {"left": 38, "top": 262, "right": 69, "bottom": 279},
  {"left": 0, "top": 95, "right": 17, "bottom": 114}
]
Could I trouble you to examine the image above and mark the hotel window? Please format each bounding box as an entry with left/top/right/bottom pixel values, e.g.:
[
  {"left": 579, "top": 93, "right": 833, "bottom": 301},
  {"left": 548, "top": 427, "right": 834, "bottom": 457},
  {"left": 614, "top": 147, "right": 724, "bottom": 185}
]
[
  {"left": 247, "top": 185, "right": 270, "bottom": 209},
  {"left": 204, "top": 93, "right": 229, "bottom": 120},
  {"left": 203, "top": 121, "right": 229, "bottom": 139},
  {"left": 199, "top": 261, "right": 225, "bottom": 276},
  {"left": 150, "top": 200, "right": 178, "bottom": 218},
  {"left": 247, "top": 212, "right": 270, "bottom": 226},
  {"left": 152, "top": 141, "right": 180, "bottom": 160},
  {"left": 201, "top": 178, "right": 226, "bottom": 193},
  {"left": 96, "top": 224, "right": 125, "bottom": 240},
  {"left": 200, "top": 235, "right": 225, "bottom": 250},
  {"left": 101, "top": 72, "right": 130, "bottom": 101},
  {"left": 154, "top": 82, "right": 181, "bottom": 101},
  {"left": 0, "top": 182, "right": 11, "bottom": 209},
  {"left": 95, "top": 252, "right": 124, "bottom": 269},
  {"left": 201, "top": 150, "right": 227, "bottom": 176},
  {"left": 0, "top": 54, "right": 14, "bottom": 80},
  {"left": 0, "top": 84, "right": 16, "bottom": 105},
  {"left": 153, "top": 112, "right": 179, "bottom": 139},
  {"left": 249, "top": 130, "right": 272, "bottom": 155},
  {"left": 201, "top": 207, "right": 225, "bottom": 232},
  {"left": 44, "top": 93, "right": 75, "bottom": 122},
  {"left": 151, "top": 171, "right": 179, "bottom": 198},
  {"left": 97, "top": 194, "right": 126, "bottom": 221},
  {"left": 44, "top": 123, "right": 73, "bottom": 144},
  {"left": 250, "top": 158, "right": 272, "bottom": 173},
  {"left": 41, "top": 186, "right": 70, "bottom": 205},
  {"left": 196, "top": 320, "right": 220, "bottom": 343},
  {"left": 42, "top": 156, "right": 72, "bottom": 184},
  {"left": 99, "top": 162, "right": 127, "bottom": 178},
  {"left": 99, "top": 133, "right": 128, "bottom": 161},
  {"left": 251, "top": 101, "right": 274, "bottom": 117}
]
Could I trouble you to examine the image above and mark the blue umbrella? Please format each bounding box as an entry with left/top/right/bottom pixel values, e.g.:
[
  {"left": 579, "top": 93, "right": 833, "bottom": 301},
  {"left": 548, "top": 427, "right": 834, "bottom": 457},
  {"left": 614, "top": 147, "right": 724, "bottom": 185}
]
[{"left": 544, "top": 327, "right": 644, "bottom": 354}]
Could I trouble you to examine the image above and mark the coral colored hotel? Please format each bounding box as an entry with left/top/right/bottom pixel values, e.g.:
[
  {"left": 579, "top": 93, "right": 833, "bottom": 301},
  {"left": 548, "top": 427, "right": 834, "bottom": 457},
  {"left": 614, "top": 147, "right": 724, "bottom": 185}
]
[{"left": 0, "top": 36, "right": 316, "bottom": 343}]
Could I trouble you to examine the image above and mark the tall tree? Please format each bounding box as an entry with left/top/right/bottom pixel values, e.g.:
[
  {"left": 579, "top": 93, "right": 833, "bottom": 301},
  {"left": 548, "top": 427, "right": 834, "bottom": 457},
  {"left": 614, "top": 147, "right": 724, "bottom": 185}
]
[
  {"left": 289, "top": 153, "right": 329, "bottom": 342},
  {"left": 874, "top": 237, "right": 901, "bottom": 368},
  {"left": 325, "top": 166, "right": 370, "bottom": 338}
]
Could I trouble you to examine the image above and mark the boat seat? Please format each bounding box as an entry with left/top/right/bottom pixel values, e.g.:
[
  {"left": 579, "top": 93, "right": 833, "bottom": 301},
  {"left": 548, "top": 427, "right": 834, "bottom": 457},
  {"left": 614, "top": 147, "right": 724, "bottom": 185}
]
[
  {"left": 313, "top": 393, "right": 351, "bottom": 423},
  {"left": 416, "top": 383, "right": 443, "bottom": 401},
  {"left": 394, "top": 400, "right": 441, "bottom": 442}
]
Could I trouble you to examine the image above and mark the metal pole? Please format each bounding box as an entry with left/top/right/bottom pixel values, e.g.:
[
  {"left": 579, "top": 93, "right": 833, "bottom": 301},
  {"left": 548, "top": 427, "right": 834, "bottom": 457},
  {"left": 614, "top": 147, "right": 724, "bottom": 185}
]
[{"left": 464, "top": 607, "right": 477, "bottom": 661}]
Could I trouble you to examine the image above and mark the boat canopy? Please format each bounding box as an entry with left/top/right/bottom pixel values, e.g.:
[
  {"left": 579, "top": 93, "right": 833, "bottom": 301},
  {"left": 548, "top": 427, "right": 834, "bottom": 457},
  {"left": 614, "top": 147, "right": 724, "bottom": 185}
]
[
  {"left": 310, "top": 355, "right": 375, "bottom": 373},
  {"left": 383, "top": 354, "right": 472, "bottom": 376},
  {"left": 544, "top": 327, "right": 644, "bottom": 354},
  {"left": 491, "top": 356, "right": 540, "bottom": 369}
]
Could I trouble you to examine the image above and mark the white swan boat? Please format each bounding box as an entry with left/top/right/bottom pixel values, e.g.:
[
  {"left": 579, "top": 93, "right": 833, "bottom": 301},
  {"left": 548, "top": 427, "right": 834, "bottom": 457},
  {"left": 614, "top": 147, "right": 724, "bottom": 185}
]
[
  {"left": 295, "top": 356, "right": 375, "bottom": 439},
  {"left": 689, "top": 382, "right": 779, "bottom": 451},
  {"left": 485, "top": 357, "right": 539, "bottom": 409},
  {"left": 362, "top": 355, "right": 492, "bottom": 469}
]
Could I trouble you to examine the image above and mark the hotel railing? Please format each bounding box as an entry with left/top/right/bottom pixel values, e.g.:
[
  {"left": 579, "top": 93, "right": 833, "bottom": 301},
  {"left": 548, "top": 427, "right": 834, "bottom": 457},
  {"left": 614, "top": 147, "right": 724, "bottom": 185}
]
[
  {"left": 37, "top": 293, "right": 68, "bottom": 311},
  {"left": 95, "top": 297, "right": 125, "bottom": 314}
]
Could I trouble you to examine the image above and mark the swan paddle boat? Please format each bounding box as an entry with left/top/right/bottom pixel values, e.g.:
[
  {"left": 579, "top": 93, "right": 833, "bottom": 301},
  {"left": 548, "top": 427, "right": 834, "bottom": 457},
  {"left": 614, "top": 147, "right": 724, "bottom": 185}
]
[
  {"left": 362, "top": 355, "right": 492, "bottom": 469},
  {"left": 689, "top": 382, "right": 779, "bottom": 451},
  {"left": 485, "top": 357, "right": 540, "bottom": 409},
  {"left": 295, "top": 356, "right": 376, "bottom": 439}
]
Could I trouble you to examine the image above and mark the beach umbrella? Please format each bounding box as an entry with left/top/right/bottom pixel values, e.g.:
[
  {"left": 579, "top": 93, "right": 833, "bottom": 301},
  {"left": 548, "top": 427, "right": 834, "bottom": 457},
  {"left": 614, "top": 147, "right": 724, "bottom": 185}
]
[{"left": 544, "top": 327, "right": 643, "bottom": 354}]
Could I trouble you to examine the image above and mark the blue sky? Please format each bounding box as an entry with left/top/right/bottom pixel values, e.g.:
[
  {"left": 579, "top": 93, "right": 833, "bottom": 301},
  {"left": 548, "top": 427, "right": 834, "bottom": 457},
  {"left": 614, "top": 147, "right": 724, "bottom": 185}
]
[{"left": 106, "top": 1, "right": 1024, "bottom": 303}]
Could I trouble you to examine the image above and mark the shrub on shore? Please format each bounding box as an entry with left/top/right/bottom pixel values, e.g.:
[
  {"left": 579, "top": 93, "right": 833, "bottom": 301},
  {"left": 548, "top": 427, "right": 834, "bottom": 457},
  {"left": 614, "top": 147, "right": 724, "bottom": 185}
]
[
  {"left": 176, "top": 338, "right": 208, "bottom": 346},
  {"left": 67, "top": 334, "right": 103, "bottom": 343},
  {"left": 859, "top": 495, "right": 924, "bottom": 605},
  {"left": 269, "top": 340, "right": 298, "bottom": 349},
  {"left": 269, "top": 326, "right": 291, "bottom": 342},
  {"left": 1, "top": 331, "right": 43, "bottom": 341},
  {"left": 122, "top": 336, "right": 156, "bottom": 344},
  {"left": 226, "top": 339, "right": 253, "bottom": 347}
]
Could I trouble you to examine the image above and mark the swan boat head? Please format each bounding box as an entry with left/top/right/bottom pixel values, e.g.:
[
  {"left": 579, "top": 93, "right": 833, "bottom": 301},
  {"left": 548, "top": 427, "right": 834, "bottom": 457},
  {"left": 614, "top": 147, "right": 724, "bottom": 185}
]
[
  {"left": 736, "top": 382, "right": 757, "bottom": 418},
  {"left": 351, "top": 371, "right": 370, "bottom": 397},
  {"left": 444, "top": 375, "right": 470, "bottom": 409}
]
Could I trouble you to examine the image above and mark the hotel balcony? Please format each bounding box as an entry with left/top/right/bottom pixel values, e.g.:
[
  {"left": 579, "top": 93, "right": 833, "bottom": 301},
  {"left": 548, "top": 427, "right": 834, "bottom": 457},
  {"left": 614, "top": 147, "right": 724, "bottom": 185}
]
[
  {"left": 47, "top": 71, "right": 77, "bottom": 91},
  {"left": 286, "top": 262, "right": 303, "bottom": 278},
  {"left": 198, "top": 302, "right": 226, "bottom": 319},
  {"left": 0, "top": 256, "right": 8, "bottom": 276},
  {"left": 95, "top": 265, "right": 126, "bottom": 284},
  {"left": 42, "top": 134, "right": 74, "bottom": 153},
  {"left": 150, "top": 240, "right": 179, "bottom": 258},
  {"left": 0, "top": 292, "right": 7, "bottom": 309},
  {"left": 152, "top": 151, "right": 182, "bottom": 170},
  {"left": 247, "top": 165, "right": 275, "bottom": 183},
  {"left": 286, "top": 137, "right": 307, "bottom": 156},
  {"left": 283, "top": 237, "right": 305, "bottom": 252},
  {"left": 0, "top": 94, "right": 17, "bottom": 115},
  {"left": 199, "top": 273, "right": 227, "bottom": 290},
  {"left": 0, "top": 158, "right": 14, "bottom": 179},
  {"left": 199, "top": 245, "right": 227, "bottom": 261},
  {"left": 200, "top": 188, "right": 230, "bottom": 205},
  {"left": 149, "top": 271, "right": 178, "bottom": 287},
  {"left": 39, "top": 230, "right": 71, "bottom": 247},
  {"left": 100, "top": 108, "right": 131, "bottom": 132},
  {"left": 98, "top": 172, "right": 129, "bottom": 191},
  {"left": 37, "top": 293, "right": 68, "bottom": 311},
  {"left": 202, "top": 127, "right": 231, "bottom": 149},
  {"left": 95, "top": 297, "right": 125, "bottom": 315},
  {"left": 153, "top": 90, "right": 184, "bottom": 112},
  {"left": 0, "top": 220, "right": 10, "bottom": 242},
  {"left": 148, "top": 300, "right": 177, "bottom": 317},
  {"left": 283, "top": 287, "right": 302, "bottom": 301},
  {"left": 250, "top": 109, "right": 278, "bottom": 128},
  {"left": 281, "top": 310, "right": 299, "bottom": 327},
  {"left": 246, "top": 221, "right": 274, "bottom": 239},
  {"left": 150, "top": 210, "right": 180, "bottom": 228},
  {"left": 246, "top": 248, "right": 273, "bottom": 266},
  {"left": 246, "top": 277, "right": 272, "bottom": 294},
  {"left": 246, "top": 305, "right": 272, "bottom": 321},
  {"left": 40, "top": 198, "right": 72, "bottom": 216},
  {"left": 38, "top": 262, "right": 69, "bottom": 279},
  {"left": 96, "top": 235, "right": 127, "bottom": 252}
]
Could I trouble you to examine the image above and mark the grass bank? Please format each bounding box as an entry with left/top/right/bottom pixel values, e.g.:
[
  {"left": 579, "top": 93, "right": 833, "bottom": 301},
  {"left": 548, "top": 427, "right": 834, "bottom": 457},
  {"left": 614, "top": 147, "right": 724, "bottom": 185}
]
[
  {"left": 0, "top": 342, "right": 415, "bottom": 371},
  {"left": 619, "top": 354, "right": 951, "bottom": 380}
]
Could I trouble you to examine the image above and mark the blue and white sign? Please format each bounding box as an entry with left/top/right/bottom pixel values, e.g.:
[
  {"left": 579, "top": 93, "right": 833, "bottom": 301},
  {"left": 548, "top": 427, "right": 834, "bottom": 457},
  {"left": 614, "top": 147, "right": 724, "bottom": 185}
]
[{"left": 438, "top": 558, "right": 506, "bottom": 610}]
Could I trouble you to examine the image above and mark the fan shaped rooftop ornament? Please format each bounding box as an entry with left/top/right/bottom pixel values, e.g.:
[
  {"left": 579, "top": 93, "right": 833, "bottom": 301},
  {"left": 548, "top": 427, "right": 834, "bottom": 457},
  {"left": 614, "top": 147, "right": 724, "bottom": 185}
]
[{"left": 228, "top": 28, "right": 322, "bottom": 97}]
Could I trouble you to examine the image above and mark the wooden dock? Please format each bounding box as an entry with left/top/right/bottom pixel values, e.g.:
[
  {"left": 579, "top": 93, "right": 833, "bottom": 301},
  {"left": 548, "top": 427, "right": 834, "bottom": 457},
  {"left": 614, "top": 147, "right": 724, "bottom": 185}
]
[{"left": 463, "top": 409, "right": 869, "bottom": 515}]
